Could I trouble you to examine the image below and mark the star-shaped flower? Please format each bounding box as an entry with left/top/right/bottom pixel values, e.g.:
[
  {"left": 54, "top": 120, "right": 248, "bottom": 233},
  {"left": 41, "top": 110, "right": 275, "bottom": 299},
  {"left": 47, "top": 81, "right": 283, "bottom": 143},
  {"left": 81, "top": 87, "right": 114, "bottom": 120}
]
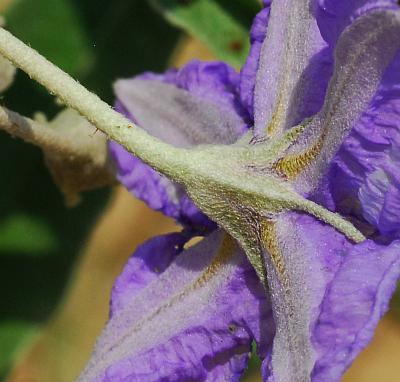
[
  {"left": 74, "top": 1, "right": 400, "bottom": 381},
  {"left": 0, "top": 1, "right": 400, "bottom": 381}
]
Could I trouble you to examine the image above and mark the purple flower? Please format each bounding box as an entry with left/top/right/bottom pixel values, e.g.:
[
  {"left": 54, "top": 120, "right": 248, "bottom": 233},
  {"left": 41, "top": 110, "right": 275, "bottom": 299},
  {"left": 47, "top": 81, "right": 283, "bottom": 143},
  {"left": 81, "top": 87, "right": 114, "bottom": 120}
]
[{"left": 79, "top": 1, "right": 400, "bottom": 381}]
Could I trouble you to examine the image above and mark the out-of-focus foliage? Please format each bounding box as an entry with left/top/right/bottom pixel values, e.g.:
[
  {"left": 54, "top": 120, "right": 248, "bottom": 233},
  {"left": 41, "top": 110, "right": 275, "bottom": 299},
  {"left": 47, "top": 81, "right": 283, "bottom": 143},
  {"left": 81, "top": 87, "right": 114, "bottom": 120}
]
[
  {"left": 0, "top": 321, "right": 37, "bottom": 376},
  {"left": 150, "top": 0, "right": 260, "bottom": 67},
  {"left": 6, "top": 0, "right": 93, "bottom": 76},
  {"left": 0, "top": 0, "right": 179, "bottom": 377},
  {"left": 0, "top": 214, "right": 58, "bottom": 255}
]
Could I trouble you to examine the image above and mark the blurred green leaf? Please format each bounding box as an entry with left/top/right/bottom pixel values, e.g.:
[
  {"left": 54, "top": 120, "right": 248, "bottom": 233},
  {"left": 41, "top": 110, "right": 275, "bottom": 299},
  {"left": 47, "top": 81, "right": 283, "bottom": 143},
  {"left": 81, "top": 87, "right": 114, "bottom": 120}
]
[
  {"left": 149, "top": 0, "right": 260, "bottom": 67},
  {"left": 73, "top": 0, "right": 181, "bottom": 103},
  {"left": 0, "top": 321, "right": 37, "bottom": 376},
  {"left": 0, "top": 214, "right": 58, "bottom": 255},
  {"left": 5, "top": 0, "right": 94, "bottom": 76}
]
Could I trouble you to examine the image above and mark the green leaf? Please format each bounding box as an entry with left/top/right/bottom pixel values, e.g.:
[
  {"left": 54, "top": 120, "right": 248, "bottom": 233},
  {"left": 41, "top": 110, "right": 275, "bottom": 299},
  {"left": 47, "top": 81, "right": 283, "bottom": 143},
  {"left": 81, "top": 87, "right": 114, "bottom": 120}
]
[
  {"left": 0, "top": 214, "right": 58, "bottom": 255},
  {"left": 149, "top": 0, "right": 260, "bottom": 67},
  {"left": 0, "top": 321, "right": 37, "bottom": 377},
  {"left": 5, "top": 0, "right": 94, "bottom": 76},
  {"left": 241, "top": 341, "right": 262, "bottom": 380}
]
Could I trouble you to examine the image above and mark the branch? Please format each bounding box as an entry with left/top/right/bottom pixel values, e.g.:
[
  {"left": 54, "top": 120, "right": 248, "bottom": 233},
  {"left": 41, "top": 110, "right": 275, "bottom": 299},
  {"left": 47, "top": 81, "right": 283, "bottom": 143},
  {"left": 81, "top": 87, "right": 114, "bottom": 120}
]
[{"left": 0, "top": 27, "right": 189, "bottom": 181}]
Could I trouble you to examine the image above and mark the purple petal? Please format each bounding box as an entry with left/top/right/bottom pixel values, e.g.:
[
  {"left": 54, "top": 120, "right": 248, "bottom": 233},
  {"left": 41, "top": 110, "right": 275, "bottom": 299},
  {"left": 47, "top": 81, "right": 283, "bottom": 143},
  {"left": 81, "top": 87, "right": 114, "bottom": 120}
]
[
  {"left": 172, "top": 60, "right": 250, "bottom": 126},
  {"left": 284, "top": 10, "right": 400, "bottom": 195},
  {"left": 109, "top": 233, "right": 186, "bottom": 316},
  {"left": 311, "top": 236, "right": 400, "bottom": 381},
  {"left": 322, "top": 51, "right": 400, "bottom": 236},
  {"left": 110, "top": 61, "right": 248, "bottom": 229},
  {"left": 249, "top": 1, "right": 400, "bottom": 139},
  {"left": 78, "top": 231, "right": 273, "bottom": 382},
  {"left": 315, "top": 0, "right": 399, "bottom": 46},
  {"left": 259, "top": 213, "right": 400, "bottom": 382},
  {"left": 239, "top": 3, "right": 271, "bottom": 118},
  {"left": 253, "top": 0, "right": 327, "bottom": 137},
  {"left": 114, "top": 79, "right": 246, "bottom": 147}
]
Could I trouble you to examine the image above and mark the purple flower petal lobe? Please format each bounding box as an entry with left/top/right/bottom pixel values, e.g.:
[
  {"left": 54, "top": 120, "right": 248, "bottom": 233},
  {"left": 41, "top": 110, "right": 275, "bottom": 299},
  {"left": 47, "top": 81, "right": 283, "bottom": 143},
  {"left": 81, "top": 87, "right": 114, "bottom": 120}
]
[
  {"left": 280, "top": 9, "right": 400, "bottom": 195},
  {"left": 78, "top": 231, "right": 273, "bottom": 382},
  {"left": 114, "top": 79, "right": 246, "bottom": 148},
  {"left": 253, "top": 0, "right": 326, "bottom": 137},
  {"left": 260, "top": 213, "right": 400, "bottom": 382},
  {"left": 311, "top": 239, "right": 400, "bottom": 381},
  {"left": 315, "top": 0, "right": 399, "bottom": 46},
  {"left": 239, "top": 3, "right": 271, "bottom": 118},
  {"left": 324, "top": 51, "right": 400, "bottom": 237}
]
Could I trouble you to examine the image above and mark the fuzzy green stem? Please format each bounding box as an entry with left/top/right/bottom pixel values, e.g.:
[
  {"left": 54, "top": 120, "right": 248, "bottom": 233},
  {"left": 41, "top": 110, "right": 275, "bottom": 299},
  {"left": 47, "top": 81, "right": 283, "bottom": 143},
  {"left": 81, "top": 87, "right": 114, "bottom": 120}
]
[
  {"left": 0, "top": 27, "right": 188, "bottom": 180},
  {"left": 300, "top": 199, "right": 365, "bottom": 243}
]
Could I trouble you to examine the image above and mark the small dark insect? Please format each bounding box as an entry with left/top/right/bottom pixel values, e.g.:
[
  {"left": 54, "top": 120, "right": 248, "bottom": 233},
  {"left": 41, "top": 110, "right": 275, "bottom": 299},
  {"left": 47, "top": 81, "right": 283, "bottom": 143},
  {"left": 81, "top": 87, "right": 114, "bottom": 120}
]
[{"left": 228, "top": 324, "right": 237, "bottom": 334}]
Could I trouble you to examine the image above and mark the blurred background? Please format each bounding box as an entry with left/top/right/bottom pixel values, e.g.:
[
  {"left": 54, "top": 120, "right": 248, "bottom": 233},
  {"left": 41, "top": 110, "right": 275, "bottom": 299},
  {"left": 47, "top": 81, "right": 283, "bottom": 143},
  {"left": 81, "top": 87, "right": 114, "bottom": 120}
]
[{"left": 0, "top": 1, "right": 398, "bottom": 381}]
